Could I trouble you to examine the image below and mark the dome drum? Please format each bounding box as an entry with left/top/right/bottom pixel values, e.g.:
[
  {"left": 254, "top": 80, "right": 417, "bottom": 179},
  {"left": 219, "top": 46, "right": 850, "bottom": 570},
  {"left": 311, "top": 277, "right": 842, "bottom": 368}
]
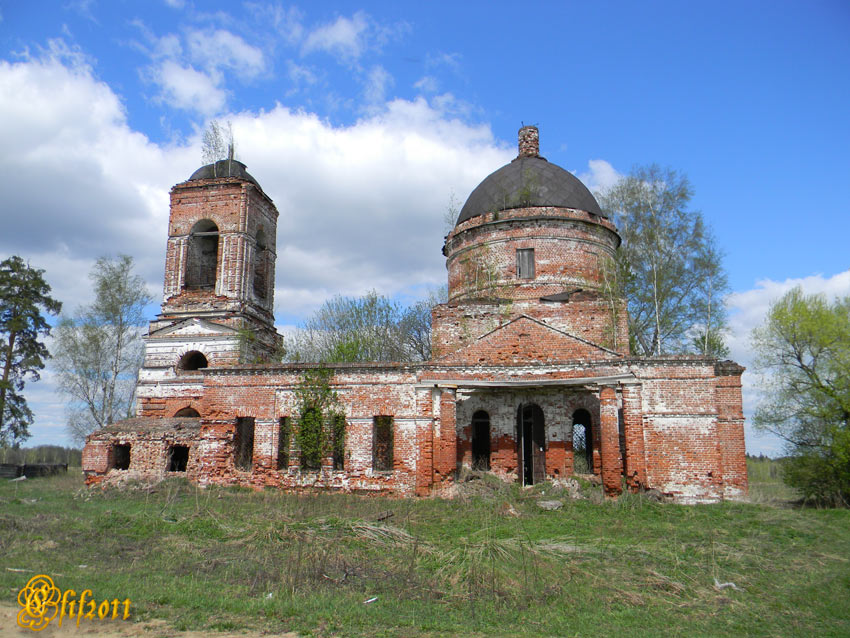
[{"left": 445, "top": 205, "right": 620, "bottom": 303}]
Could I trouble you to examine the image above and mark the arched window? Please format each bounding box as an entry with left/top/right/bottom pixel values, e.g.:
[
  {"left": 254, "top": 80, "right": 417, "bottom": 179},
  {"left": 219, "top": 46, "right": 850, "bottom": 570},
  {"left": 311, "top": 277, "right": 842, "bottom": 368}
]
[
  {"left": 253, "top": 227, "right": 269, "bottom": 300},
  {"left": 174, "top": 407, "right": 200, "bottom": 417},
  {"left": 471, "top": 410, "right": 491, "bottom": 470},
  {"left": 178, "top": 351, "right": 208, "bottom": 371},
  {"left": 572, "top": 409, "right": 593, "bottom": 474},
  {"left": 185, "top": 219, "right": 219, "bottom": 289}
]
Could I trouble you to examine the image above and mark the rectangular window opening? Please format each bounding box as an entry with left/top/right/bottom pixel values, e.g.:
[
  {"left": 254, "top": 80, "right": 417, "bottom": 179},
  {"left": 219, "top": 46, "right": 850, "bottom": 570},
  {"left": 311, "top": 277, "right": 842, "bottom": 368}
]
[
  {"left": 111, "top": 444, "right": 131, "bottom": 470},
  {"left": 167, "top": 445, "right": 189, "bottom": 472},
  {"left": 517, "top": 248, "right": 535, "bottom": 279},
  {"left": 332, "top": 414, "right": 346, "bottom": 471},
  {"left": 234, "top": 417, "right": 255, "bottom": 471},
  {"left": 277, "top": 417, "right": 290, "bottom": 470},
  {"left": 372, "top": 416, "right": 394, "bottom": 472}
]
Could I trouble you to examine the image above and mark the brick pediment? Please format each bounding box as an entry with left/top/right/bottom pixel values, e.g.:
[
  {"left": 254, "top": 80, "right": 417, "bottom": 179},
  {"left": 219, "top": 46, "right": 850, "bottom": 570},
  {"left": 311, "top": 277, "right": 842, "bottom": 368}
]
[
  {"left": 435, "top": 315, "right": 621, "bottom": 365},
  {"left": 149, "top": 317, "right": 238, "bottom": 338}
]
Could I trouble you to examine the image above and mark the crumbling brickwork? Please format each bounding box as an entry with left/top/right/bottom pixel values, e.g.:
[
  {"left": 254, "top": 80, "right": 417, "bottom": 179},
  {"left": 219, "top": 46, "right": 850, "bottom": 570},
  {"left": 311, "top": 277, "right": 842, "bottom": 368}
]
[{"left": 83, "top": 127, "right": 747, "bottom": 504}]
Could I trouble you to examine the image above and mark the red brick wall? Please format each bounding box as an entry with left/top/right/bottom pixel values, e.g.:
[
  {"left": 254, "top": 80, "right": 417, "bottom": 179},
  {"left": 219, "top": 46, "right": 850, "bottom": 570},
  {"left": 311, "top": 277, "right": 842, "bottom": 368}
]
[
  {"left": 631, "top": 359, "right": 727, "bottom": 502},
  {"left": 621, "top": 383, "right": 646, "bottom": 490},
  {"left": 715, "top": 362, "right": 747, "bottom": 498}
]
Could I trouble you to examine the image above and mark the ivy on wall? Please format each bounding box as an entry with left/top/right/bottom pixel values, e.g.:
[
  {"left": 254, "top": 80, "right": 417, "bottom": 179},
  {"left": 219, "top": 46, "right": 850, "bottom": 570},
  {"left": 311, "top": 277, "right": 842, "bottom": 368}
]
[{"left": 293, "top": 367, "right": 345, "bottom": 470}]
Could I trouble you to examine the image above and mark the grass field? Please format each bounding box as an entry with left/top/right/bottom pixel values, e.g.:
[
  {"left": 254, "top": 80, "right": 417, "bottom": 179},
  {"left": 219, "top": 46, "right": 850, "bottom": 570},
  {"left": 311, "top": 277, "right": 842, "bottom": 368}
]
[{"left": 1, "top": 463, "right": 848, "bottom": 637}]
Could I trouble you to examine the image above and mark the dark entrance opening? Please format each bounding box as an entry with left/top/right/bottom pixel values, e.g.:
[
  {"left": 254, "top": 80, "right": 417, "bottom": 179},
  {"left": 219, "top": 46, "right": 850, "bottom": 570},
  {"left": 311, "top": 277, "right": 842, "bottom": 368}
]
[
  {"left": 111, "top": 444, "right": 130, "bottom": 470},
  {"left": 167, "top": 445, "right": 189, "bottom": 472},
  {"left": 174, "top": 407, "right": 200, "bottom": 417},
  {"left": 234, "top": 417, "right": 255, "bottom": 471},
  {"left": 372, "top": 416, "right": 394, "bottom": 472},
  {"left": 516, "top": 404, "right": 545, "bottom": 485},
  {"left": 471, "top": 410, "right": 491, "bottom": 470},
  {"left": 572, "top": 409, "right": 593, "bottom": 474}
]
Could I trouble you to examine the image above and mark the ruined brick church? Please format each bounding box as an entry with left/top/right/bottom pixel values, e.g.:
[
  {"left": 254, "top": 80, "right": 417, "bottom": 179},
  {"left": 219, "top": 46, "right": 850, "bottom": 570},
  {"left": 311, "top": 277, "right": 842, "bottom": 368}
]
[{"left": 83, "top": 126, "right": 747, "bottom": 503}]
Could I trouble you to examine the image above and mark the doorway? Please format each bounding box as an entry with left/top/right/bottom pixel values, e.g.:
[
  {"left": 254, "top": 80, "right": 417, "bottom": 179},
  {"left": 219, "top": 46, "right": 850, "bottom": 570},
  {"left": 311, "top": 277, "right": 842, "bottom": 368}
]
[
  {"left": 471, "top": 410, "right": 491, "bottom": 470},
  {"left": 516, "top": 403, "right": 545, "bottom": 485},
  {"left": 572, "top": 409, "right": 593, "bottom": 474}
]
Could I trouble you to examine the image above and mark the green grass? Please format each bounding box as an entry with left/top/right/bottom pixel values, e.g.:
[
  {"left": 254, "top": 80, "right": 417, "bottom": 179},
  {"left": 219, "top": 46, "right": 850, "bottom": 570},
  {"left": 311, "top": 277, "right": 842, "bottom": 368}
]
[{"left": 1, "top": 470, "right": 848, "bottom": 637}]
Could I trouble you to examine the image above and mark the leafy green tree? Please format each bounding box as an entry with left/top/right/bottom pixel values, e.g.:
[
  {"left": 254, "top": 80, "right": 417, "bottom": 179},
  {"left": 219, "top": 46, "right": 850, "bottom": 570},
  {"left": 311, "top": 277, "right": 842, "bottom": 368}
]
[
  {"left": 751, "top": 287, "right": 850, "bottom": 505},
  {"left": 690, "top": 327, "right": 730, "bottom": 358},
  {"left": 0, "top": 256, "right": 62, "bottom": 445},
  {"left": 286, "top": 288, "right": 446, "bottom": 363},
  {"left": 399, "top": 285, "right": 448, "bottom": 361},
  {"left": 293, "top": 367, "right": 345, "bottom": 470},
  {"left": 53, "top": 255, "right": 153, "bottom": 444},
  {"left": 599, "top": 165, "right": 729, "bottom": 356}
]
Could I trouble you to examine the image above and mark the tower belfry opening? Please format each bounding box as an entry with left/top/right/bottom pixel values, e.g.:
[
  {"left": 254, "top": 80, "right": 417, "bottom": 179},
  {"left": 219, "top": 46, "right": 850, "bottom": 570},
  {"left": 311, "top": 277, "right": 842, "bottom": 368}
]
[{"left": 185, "top": 220, "right": 219, "bottom": 290}]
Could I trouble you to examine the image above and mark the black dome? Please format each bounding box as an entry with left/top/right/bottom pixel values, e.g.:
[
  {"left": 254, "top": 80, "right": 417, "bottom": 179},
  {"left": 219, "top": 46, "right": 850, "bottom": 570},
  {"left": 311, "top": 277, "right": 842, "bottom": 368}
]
[
  {"left": 188, "top": 159, "right": 259, "bottom": 186},
  {"left": 457, "top": 155, "right": 604, "bottom": 226}
]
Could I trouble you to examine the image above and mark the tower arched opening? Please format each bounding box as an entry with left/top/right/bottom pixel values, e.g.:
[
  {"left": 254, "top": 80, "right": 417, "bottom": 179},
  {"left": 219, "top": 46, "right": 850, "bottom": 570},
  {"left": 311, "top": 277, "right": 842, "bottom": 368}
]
[
  {"left": 178, "top": 351, "right": 208, "bottom": 371},
  {"left": 185, "top": 219, "right": 219, "bottom": 290}
]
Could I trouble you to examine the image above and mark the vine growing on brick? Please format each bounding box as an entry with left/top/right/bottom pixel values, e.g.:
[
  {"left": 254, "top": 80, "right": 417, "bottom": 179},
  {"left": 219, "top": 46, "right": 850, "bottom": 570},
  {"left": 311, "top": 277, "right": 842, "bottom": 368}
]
[{"left": 293, "top": 367, "right": 345, "bottom": 470}]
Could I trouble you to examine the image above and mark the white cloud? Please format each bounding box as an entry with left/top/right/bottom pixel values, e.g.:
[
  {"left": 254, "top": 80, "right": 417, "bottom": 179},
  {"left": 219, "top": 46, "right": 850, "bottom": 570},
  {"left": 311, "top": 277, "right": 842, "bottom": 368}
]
[
  {"left": 414, "top": 75, "right": 438, "bottom": 93},
  {"left": 152, "top": 60, "right": 226, "bottom": 115},
  {"left": 364, "top": 65, "right": 392, "bottom": 104},
  {"left": 151, "top": 32, "right": 183, "bottom": 59},
  {"left": 286, "top": 60, "right": 317, "bottom": 86},
  {"left": 186, "top": 29, "right": 265, "bottom": 77},
  {"left": 726, "top": 270, "right": 850, "bottom": 366},
  {"left": 426, "top": 52, "right": 461, "bottom": 71},
  {"left": 228, "top": 96, "right": 510, "bottom": 316},
  {"left": 302, "top": 11, "right": 370, "bottom": 61},
  {"left": 134, "top": 25, "right": 264, "bottom": 116},
  {"left": 0, "top": 52, "right": 195, "bottom": 303},
  {"left": 578, "top": 159, "right": 622, "bottom": 194},
  {"left": 247, "top": 3, "right": 304, "bottom": 45},
  {"left": 726, "top": 269, "right": 850, "bottom": 456}
]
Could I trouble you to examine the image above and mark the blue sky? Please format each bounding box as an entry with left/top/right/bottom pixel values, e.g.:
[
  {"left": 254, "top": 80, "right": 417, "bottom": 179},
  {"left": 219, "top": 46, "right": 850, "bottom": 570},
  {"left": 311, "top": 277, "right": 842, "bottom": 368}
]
[{"left": 1, "top": 1, "right": 848, "bottom": 455}]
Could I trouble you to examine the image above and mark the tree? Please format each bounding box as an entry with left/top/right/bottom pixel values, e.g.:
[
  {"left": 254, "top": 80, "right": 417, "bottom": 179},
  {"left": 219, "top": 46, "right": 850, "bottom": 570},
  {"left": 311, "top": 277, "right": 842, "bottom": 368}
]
[
  {"left": 293, "top": 367, "right": 345, "bottom": 470},
  {"left": 751, "top": 287, "right": 850, "bottom": 505},
  {"left": 201, "top": 120, "right": 234, "bottom": 175},
  {"left": 0, "top": 256, "right": 62, "bottom": 446},
  {"left": 285, "top": 289, "right": 445, "bottom": 363},
  {"left": 53, "top": 255, "right": 153, "bottom": 445},
  {"left": 598, "top": 165, "right": 730, "bottom": 356},
  {"left": 398, "top": 285, "right": 448, "bottom": 361}
]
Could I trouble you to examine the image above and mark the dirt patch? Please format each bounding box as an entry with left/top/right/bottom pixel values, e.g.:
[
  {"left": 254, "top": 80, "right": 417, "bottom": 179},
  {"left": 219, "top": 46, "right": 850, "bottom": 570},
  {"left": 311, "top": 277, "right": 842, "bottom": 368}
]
[{"left": 0, "top": 602, "right": 299, "bottom": 638}]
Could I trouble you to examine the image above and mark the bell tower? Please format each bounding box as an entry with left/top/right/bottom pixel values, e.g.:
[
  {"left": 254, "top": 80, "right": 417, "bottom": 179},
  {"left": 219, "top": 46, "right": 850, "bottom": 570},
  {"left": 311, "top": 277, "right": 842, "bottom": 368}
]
[{"left": 144, "top": 158, "right": 279, "bottom": 372}]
